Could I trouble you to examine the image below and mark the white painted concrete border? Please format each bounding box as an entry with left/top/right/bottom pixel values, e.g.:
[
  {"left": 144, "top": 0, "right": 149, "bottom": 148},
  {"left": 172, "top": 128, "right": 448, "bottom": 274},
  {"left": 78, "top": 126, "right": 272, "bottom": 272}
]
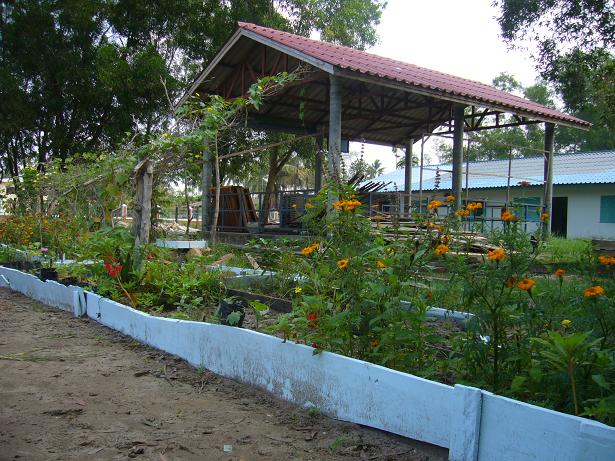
[
  {"left": 155, "top": 239, "right": 208, "bottom": 249},
  {"left": 1, "top": 266, "right": 614, "bottom": 460},
  {"left": 0, "top": 266, "right": 83, "bottom": 315}
]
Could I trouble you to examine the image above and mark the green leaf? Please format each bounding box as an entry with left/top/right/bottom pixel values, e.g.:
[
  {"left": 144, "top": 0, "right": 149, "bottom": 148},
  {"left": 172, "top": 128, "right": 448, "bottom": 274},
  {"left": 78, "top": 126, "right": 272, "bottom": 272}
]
[
  {"left": 592, "top": 374, "right": 611, "bottom": 390},
  {"left": 226, "top": 311, "right": 242, "bottom": 326}
]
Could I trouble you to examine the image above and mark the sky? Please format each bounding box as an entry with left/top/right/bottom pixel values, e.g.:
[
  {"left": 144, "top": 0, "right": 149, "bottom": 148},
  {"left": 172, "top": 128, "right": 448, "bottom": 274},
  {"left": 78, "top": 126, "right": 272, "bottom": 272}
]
[{"left": 348, "top": 0, "right": 539, "bottom": 173}]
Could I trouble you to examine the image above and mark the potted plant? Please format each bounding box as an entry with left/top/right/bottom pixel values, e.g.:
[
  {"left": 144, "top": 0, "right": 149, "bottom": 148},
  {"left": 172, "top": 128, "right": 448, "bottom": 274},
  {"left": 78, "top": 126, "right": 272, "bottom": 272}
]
[{"left": 38, "top": 247, "right": 58, "bottom": 281}]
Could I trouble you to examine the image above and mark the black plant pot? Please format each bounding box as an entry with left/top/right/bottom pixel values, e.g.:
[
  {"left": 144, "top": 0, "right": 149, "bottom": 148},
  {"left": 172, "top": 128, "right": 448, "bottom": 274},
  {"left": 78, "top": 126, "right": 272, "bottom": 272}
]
[
  {"left": 39, "top": 268, "right": 58, "bottom": 282},
  {"left": 217, "top": 297, "right": 247, "bottom": 327}
]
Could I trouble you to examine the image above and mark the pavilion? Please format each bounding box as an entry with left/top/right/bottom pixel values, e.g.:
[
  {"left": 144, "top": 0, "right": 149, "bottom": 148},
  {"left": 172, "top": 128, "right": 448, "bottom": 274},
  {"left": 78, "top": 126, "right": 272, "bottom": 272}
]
[{"left": 177, "top": 22, "right": 590, "bottom": 234}]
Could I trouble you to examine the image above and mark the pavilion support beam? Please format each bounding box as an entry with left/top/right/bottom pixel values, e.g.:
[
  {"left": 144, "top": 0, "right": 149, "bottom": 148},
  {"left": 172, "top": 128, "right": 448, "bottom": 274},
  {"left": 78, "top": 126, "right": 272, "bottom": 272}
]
[
  {"left": 328, "top": 75, "right": 342, "bottom": 183},
  {"left": 543, "top": 122, "right": 555, "bottom": 236},
  {"left": 315, "top": 133, "right": 324, "bottom": 191},
  {"left": 201, "top": 144, "right": 212, "bottom": 233},
  {"left": 452, "top": 105, "right": 466, "bottom": 210},
  {"left": 404, "top": 139, "right": 414, "bottom": 215}
]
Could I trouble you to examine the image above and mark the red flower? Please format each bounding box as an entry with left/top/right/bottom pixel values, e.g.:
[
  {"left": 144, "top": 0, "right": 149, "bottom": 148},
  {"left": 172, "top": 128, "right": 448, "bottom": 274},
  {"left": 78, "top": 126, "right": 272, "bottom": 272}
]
[
  {"left": 104, "top": 262, "right": 122, "bottom": 278},
  {"left": 311, "top": 342, "right": 318, "bottom": 349},
  {"left": 306, "top": 313, "right": 318, "bottom": 322}
]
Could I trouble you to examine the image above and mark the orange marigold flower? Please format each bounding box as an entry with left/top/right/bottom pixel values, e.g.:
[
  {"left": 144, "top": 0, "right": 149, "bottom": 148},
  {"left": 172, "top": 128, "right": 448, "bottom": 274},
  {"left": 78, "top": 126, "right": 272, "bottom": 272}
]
[
  {"left": 337, "top": 259, "right": 349, "bottom": 270},
  {"left": 584, "top": 286, "right": 605, "bottom": 298},
  {"left": 455, "top": 209, "right": 470, "bottom": 217},
  {"left": 376, "top": 260, "right": 386, "bottom": 269},
  {"left": 446, "top": 195, "right": 456, "bottom": 203},
  {"left": 466, "top": 202, "right": 483, "bottom": 212},
  {"left": 598, "top": 255, "right": 615, "bottom": 266},
  {"left": 540, "top": 212, "right": 550, "bottom": 222},
  {"left": 554, "top": 268, "right": 566, "bottom": 278},
  {"left": 487, "top": 247, "right": 506, "bottom": 261},
  {"left": 427, "top": 200, "right": 443, "bottom": 211},
  {"left": 441, "top": 235, "right": 450, "bottom": 244},
  {"left": 370, "top": 338, "right": 379, "bottom": 348},
  {"left": 517, "top": 278, "right": 536, "bottom": 291},
  {"left": 434, "top": 244, "right": 449, "bottom": 255},
  {"left": 501, "top": 210, "right": 518, "bottom": 222},
  {"left": 301, "top": 244, "right": 317, "bottom": 256}
]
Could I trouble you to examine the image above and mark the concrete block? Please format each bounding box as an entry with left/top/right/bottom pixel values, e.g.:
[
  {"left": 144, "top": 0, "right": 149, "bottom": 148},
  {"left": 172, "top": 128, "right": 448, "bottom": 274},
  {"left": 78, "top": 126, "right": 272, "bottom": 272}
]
[{"left": 449, "top": 385, "right": 482, "bottom": 461}]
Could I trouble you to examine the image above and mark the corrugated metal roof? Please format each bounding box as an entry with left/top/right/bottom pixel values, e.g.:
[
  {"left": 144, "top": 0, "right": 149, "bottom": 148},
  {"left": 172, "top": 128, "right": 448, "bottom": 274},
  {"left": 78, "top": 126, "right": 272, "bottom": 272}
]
[
  {"left": 238, "top": 22, "right": 590, "bottom": 129},
  {"left": 367, "top": 150, "right": 615, "bottom": 192}
]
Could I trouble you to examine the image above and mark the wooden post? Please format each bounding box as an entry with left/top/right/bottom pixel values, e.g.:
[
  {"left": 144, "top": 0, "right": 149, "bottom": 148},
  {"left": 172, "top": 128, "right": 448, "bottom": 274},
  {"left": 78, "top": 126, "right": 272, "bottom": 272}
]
[
  {"left": 201, "top": 144, "right": 212, "bottom": 233},
  {"left": 452, "top": 105, "right": 466, "bottom": 210},
  {"left": 404, "top": 139, "right": 414, "bottom": 215},
  {"left": 543, "top": 122, "right": 555, "bottom": 236},
  {"left": 328, "top": 75, "right": 342, "bottom": 184},
  {"left": 133, "top": 159, "right": 154, "bottom": 248}
]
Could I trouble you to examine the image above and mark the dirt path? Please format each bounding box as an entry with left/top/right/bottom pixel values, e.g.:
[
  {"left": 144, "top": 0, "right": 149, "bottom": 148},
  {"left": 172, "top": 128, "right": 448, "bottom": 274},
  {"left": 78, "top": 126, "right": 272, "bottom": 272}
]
[{"left": 0, "top": 289, "right": 447, "bottom": 461}]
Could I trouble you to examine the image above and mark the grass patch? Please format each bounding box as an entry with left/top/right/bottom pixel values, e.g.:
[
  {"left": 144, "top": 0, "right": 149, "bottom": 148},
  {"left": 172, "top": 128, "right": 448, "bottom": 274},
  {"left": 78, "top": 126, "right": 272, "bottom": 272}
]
[{"left": 538, "top": 237, "right": 592, "bottom": 265}]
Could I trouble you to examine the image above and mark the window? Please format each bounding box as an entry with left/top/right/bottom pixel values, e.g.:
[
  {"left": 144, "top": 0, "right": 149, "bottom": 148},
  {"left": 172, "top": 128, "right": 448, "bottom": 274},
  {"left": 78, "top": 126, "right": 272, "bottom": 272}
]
[
  {"left": 600, "top": 196, "right": 615, "bottom": 223},
  {"left": 513, "top": 197, "right": 541, "bottom": 222}
]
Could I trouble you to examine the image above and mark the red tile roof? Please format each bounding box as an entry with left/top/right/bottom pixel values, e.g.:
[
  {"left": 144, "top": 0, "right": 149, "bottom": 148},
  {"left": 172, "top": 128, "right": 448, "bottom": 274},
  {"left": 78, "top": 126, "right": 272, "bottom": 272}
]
[{"left": 238, "top": 22, "right": 590, "bottom": 129}]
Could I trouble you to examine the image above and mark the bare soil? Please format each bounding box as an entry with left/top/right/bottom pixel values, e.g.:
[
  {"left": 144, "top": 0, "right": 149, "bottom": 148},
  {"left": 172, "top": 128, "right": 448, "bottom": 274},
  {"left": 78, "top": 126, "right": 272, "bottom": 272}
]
[{"left": 0, "top": 289, "right": 447, "bottom": 461}]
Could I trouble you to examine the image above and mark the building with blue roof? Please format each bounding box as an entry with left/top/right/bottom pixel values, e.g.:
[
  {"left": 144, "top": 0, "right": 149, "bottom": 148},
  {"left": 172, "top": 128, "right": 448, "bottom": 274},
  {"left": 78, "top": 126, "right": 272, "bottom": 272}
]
[{"left": 366, "top": 150, "right": 615, "bottom": 239}]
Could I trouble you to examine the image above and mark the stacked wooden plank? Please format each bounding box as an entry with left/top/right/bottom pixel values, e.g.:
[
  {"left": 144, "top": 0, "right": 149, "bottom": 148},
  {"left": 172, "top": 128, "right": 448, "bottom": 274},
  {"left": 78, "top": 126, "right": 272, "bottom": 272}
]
[{"left": 211, "top": 186, "right": 258, "bottom": 232}]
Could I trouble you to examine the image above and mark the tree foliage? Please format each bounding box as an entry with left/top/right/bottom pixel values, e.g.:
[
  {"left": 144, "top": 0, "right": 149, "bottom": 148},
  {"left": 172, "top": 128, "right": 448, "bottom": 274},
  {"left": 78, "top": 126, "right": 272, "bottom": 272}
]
[
  {"left": 495, "top": 0, "right": 615, "bottom": 149},
  {"left": 436, "top": 73, "right": 553, "bottom": 162},
  {"left": 0, "top": 0, "right": 385, "bottom": 182}
]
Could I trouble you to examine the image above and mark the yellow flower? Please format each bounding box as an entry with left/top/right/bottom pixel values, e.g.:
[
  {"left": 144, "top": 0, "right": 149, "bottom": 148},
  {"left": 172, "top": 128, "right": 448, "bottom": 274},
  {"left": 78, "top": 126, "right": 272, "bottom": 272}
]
[
  {"left": 291, "top": 203, "right": 297, "bottom": 209},
  {"left": 455, "top": 209, "right": 470, "bottom": 217},
  {"left": 561, "top": 319, "right": 572, "bottom": 328},
  {"left": 337, "top": 259, "right": 349, "bottom": 270},
  {"left": 517, "top": 278, "right": 536, "bottom": 291},
  {"left": 376, "top": 260, "right": 386, "bottom": 269},
  {"left": 487, "top": 247, "right": 506, "bottom": 261},
  {"left": 427, "top": 200, "right": 443, "bottom": 211},
  {"left": 446, "top": 195, "right": 455, "bottom": 203},
  {"left": 554, "top": 268, "right": 566, "bottom": 278},
  {"left": 294, "top": 287, "right": 302, "bottom": 294},
  {"left": 584, "top": 286, "right": 605, "bottom": 298},
  {"left": 306, "top": 203, "right": 314, "bottom": 209},
  {"left": 434, "top": 244, "right": 449, "bottom": 255}
]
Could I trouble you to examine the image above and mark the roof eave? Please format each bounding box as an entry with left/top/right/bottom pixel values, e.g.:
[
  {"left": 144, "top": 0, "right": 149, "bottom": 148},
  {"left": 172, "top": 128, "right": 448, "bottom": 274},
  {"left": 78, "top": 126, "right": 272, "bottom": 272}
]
[{"left": 335, "top": 69, "right": 591, "bottom": 131}]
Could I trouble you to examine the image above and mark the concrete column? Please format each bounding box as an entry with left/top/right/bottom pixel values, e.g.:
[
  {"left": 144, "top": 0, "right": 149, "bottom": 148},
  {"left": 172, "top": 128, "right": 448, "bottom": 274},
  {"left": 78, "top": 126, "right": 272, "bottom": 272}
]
[
  {"left": 315, "top": 133, "right": 323, "bottom": 192},
  {"left": 452, "top": 105, "right": 466, "bottom": 210},
  {"left": 201, "top": 144, "right": 212, "bottom": 233},
  {"left": 543, "top": 122, "right": 555, "bottom": 236},
  {"left": 328, "top": 75, "right": 342, "bottom": 183},
  {"left": 404, "top": 140, "right": 414, "bottom": 214}
]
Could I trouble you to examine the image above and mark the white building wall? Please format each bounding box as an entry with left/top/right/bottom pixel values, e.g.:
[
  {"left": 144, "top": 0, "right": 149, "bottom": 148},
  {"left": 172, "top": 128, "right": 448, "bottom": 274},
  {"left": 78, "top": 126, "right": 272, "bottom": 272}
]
[{"left": 429, "top": 184, "right": 615, "bottom": 239}]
